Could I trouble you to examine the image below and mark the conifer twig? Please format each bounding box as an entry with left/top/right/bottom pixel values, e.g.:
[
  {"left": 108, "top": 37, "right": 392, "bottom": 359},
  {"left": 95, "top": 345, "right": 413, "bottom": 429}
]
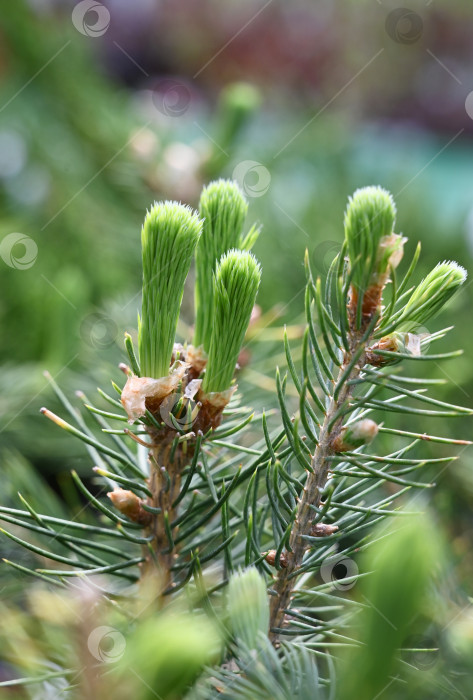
[{"left": 268, "top": 186, "right": 467, "bottom": 641}]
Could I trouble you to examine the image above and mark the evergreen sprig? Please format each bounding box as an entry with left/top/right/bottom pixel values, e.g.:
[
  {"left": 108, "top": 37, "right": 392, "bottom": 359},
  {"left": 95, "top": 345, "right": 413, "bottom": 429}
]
[
  {"left": 202, "top": 250, "right": 261, "bottom": 393},
  {"left": 139, "top": 201, "right": 202, "bottom": 378},
  {"left": 266, "top": 186, "right": 470, "bottom": 647}
]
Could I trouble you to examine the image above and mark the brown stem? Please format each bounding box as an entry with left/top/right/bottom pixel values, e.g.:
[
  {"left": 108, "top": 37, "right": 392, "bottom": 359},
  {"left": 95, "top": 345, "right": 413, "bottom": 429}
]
[
  {"left": 140, "top": 441, "right": 184, "bottom": 595},
  {"left": 137, "top": 393, "right": 229, "bottom": 598},
  {"left": 269, "top": 331, "right": 367, "bottom": 643},
  {"left": 123, "top": 346, "right": 230, "bottom": 597}
]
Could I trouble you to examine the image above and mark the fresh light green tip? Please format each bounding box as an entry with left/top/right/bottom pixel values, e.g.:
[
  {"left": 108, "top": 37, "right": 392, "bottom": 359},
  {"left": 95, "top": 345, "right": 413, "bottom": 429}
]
[
  {"left": 216, "top": 248, "right": 261, "bottom": 292},
  {"left": 344, "top": 186, "right": 397, "bottom": 250},
  {"left": 227, "top": 568, "right": 269, "bottom": 649},
  {"left": 398, "top": 260, "right": 467, "bottom": 331},
  {"left": 344, "top": 186, "right": 397, "bottom": 295},
  {"left": 139, "top": 201, "right": 202, "bottom": 378},
  {"left": 194, "top": 180, "right": 251, "bottom": 351},
  {"left": 406, "top": 260, "right": 467, "bottom": 309},
  {"left": 199, "top": 179, "right": 248, "bottom": 235},
  {"left": 430, "top": 261, "right": 467, "bottom": 285},
  {"left": 221, "top": 82, "right": 262, "bottom": 114},
  {"left": 202, "top": 249, "right": 261, "bottom": 393},
  {"left": 142, "top": 201, "right": 202, "bottom": 246}
]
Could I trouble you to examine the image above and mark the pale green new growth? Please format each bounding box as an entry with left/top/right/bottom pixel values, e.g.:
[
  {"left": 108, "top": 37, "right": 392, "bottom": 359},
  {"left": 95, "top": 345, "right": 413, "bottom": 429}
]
[
  {"left": 344, "top": 186, "right": 397, "bottom": 292},
  {"left": 217, "top": 83, "right": 262, "bottom": 146},
  {"left": 398, "top": 260, "right": 467, "bottom": 331},
  {"left": 227, "top": 568, "right": 269, "bottom": 649},
  {"left": 339, "top": 514, "right": 439, "bottom": 700},
  {"left": 202, "top": 250, "right": 261, "bottom": 393},
  {"left": 139, "top": 201, "right": 202, "bottom": 378},
  {"left": 195, "top": 180, "right": 257, "bottom": 351}
]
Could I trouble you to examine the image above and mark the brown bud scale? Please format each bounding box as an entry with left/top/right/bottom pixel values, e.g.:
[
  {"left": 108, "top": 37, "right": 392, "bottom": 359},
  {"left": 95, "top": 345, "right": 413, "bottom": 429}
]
[
  {"left": 310, "top": 523, "right": 339, "bottom": 537},
  {"left": 107, "top": 489, "right": 152, "bottom": 526},
  {"left": 264, "top": 550, "right": 288, "bottom": 568}
]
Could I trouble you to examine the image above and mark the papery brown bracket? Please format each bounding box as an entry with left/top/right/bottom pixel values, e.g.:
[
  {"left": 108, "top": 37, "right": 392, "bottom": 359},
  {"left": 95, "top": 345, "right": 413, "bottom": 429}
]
[
  {"left": 348, "top": 233, "right": 406, "bottom": 331},
  {"left": 194, "top": 385, "right": 237, "bottom": 432},
  {"left": 348, "top": 284, "right": 385, "bottom": 332},
  {"left": 185, "top": 344, "right": 207, "bottom": 378},
  {"left": 120, "top": 362, "right": 188, "bottom": 422},
  {"left": 365, "top": 332, "right": 422, "bottom": 366}
]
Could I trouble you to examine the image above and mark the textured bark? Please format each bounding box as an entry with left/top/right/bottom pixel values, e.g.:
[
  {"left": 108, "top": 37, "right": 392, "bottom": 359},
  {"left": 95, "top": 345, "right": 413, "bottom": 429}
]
[
  {"left": 269, "top": 331, "right": 367, "bottom": 643},
  {"left": 137, "top": 368, "right": 233, "bottom": 595},
  {"left": 140, "top": 440, "right": 184, "bottom": 593}
]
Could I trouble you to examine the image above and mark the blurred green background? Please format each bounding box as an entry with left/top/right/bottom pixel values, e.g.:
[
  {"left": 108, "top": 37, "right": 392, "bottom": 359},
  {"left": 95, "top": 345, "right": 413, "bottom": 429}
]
[{"left": 1, "top": 0, "right": 473, "bottom": 693}]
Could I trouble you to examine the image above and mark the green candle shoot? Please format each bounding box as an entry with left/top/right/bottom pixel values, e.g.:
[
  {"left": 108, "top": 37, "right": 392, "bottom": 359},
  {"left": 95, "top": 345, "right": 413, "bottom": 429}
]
[
  {"left": 194, "top": 179, "right": 259, "bottom": 351},
  {"left": 139, "top": 201, "right": 202, "bottom": 378},
  {"left": 202, "top": 250, "right": 261, "bottom": 393}
]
